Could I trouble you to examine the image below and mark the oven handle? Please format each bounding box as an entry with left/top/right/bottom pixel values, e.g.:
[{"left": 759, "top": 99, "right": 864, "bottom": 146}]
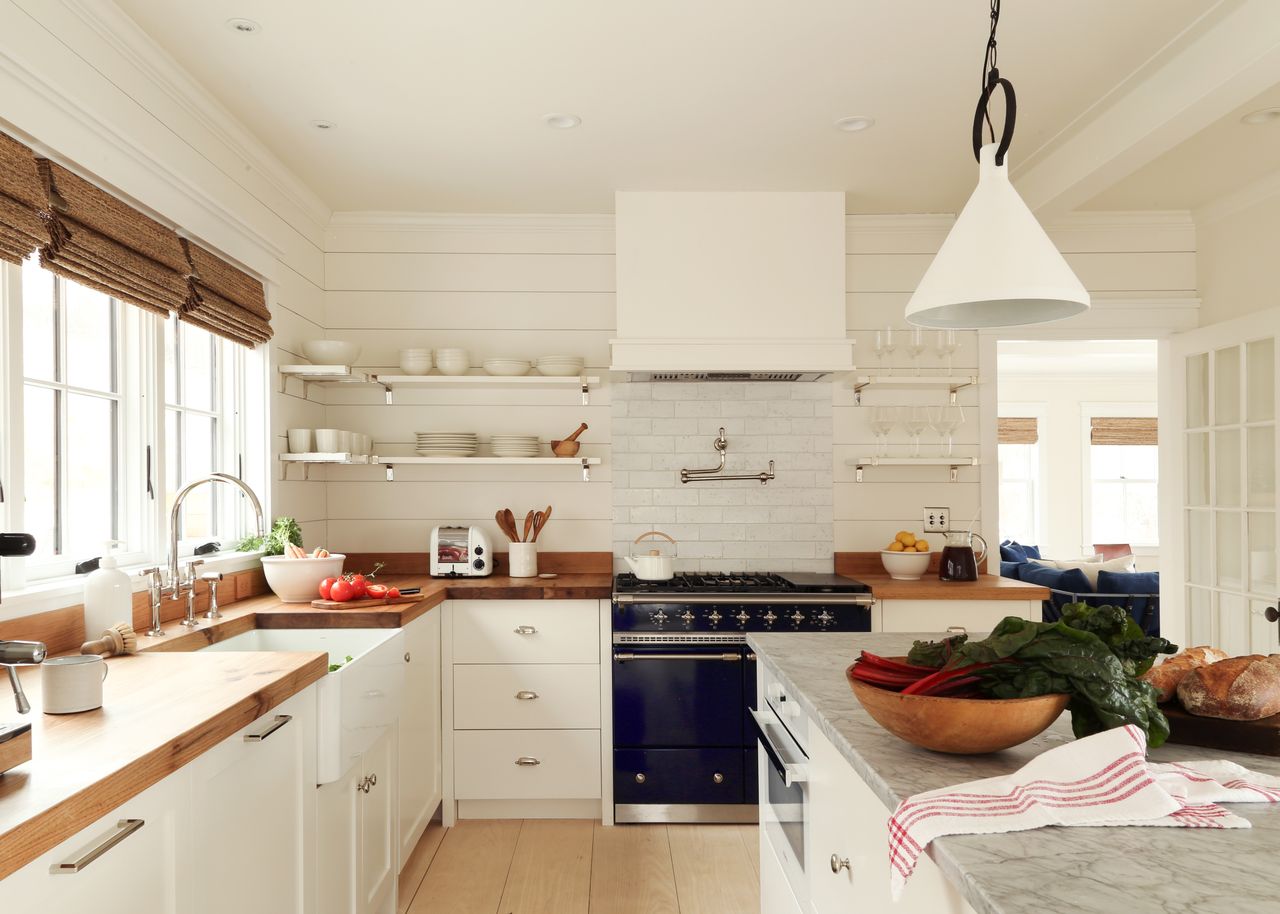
[
  {"left": 749, "top": 707, "right": 808, "bottom": 787},
  {"left": 612, "top": 652, "right": 742, "bottom": 661},
  {"left": 614, "top": 593, "right": 874, "bottom": 605}
]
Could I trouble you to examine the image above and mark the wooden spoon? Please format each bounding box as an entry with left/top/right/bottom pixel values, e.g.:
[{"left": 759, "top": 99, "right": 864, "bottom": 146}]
[
  {"left": 500, "top": 508, "right": 519, "bottom": 543},
  {"left": 522, "top": 510, "right": 535, "bottom": 544},
  {"left": 532, "top": 505, "right": 552, "bottom": 542},
  {"left": 494, "top": 510, "right": 515, "bottom": 543}
]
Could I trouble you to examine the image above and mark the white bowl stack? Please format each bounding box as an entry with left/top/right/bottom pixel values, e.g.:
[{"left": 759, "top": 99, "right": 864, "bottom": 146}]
[
  {"left": 534, "top": 355, "right": 585, "bottom": 377},
  {"left": 435, "top": 349, "right": 471, "bottom": 376},
  {"left": 301, "top": 340, "right": 361, "bottom": 366},
  {"left": 489, "top": 435, "right": 541, "bottom": 458},
  {"left": 416, "top": 431, "right": 478, "bottom": 458},
  {"left": 399, "top": 348, "right": 433, "bottom": 375},
  {"left": 482, "top": 358, "right": 532, "bottom": 377}
]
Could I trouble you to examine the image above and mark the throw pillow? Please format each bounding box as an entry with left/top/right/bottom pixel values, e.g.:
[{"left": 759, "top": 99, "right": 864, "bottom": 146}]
[
  {"left": 999, "top": 561, "right": 1024, "bottom": 580},
  {"left": 999, "top": 540, "right": 1028, "bottom": 563},
  {"left": 1026, "top": 554, "right": 1137, "bottom": 588}
]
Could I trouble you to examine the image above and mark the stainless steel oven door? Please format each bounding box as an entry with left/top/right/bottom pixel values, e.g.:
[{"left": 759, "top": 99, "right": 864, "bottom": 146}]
[{"left": 749, "top": 704, "right": 809, "bottom": 910}]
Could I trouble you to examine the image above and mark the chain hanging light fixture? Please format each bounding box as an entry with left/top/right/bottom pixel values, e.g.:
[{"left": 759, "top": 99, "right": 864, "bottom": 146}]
[{"left": 905, "top": 0, "right": 1090, "bottom": 329}]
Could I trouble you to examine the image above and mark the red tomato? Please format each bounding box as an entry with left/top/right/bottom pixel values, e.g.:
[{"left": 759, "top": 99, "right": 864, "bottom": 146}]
[
  {"left": 386, "top": 587, "right": 400, "bottom": 600},
  {"left": 329, "top": 578, "right": 356, "bottom": 602},
  {"left": 319, "top": 577, "right": 339, "bottom": 600},
  {"left": 346, "top": 574, "right": 367, "bottom": 598},
  {"left": 365, "top": 583, "right": 389, "bottom": 600}
]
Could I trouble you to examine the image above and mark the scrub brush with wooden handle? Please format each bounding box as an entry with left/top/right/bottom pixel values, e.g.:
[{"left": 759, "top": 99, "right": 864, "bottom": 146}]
[{"left": 80, "top": 622, "right": 138, "bottom": 657}]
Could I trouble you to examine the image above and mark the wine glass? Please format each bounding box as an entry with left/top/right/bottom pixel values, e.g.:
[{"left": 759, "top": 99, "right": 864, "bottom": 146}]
[
  {"left": 929, "top": 404, "right": 965, "bottom": 456},
  {"left": 869, "top": 406, "right": 896, "bottom": 457},
  {"left": 936, "top": 330, "right": 958, "bottom": 373},
  {"left": 902, "top": 406, "right": 929, "bottom": 457},
  {"left": 873, "top": 328, "right": 896, "bottom": 370},
  {"left": 905, "top": 328, "right": 927, "bottom": 375}
]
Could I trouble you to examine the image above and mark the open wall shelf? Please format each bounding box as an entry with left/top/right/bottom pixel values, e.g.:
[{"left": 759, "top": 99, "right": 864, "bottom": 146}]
[
  {"left": 850, "top": 374, "right": 978, "bottom": 405},
  {"left": 846, "top": 456, "right": 979, "bottom": 483},
  {"left": 277, "top": 365, "right": 600, "bottom": 405},
  {"left": 371, "top": 455, "right": 600, "bottom": 482}
]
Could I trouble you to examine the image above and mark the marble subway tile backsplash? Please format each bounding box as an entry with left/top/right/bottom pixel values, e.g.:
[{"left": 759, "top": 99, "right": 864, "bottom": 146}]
[{"left": 612, "top": 381, "right": 834, "bottom": 572}]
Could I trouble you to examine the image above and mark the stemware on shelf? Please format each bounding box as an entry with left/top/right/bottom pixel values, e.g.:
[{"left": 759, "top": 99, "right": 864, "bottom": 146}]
[
  {"left": 869, "top": 406, "right": 896, "bottom": 457},
  {"left": 906, "top": 328, "right": 927, "bottom": 375},
  {"left": 936, "top": 330, "right": 959, "bottom": 373},
  {"left": 873, "top": 327, "right": 896, "bottom": 370},
  {"left": 902, "top": 406, "right": 930, "bottom": 457},
  {"left": 928, "top": 404, "right": 965, "bottom": 456}
]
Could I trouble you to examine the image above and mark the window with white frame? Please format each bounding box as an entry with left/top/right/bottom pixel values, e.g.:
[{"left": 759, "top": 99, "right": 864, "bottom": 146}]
[
  {"left": 998, "top": 442, "right": 1039, "bottom": 546},
  {"left": 1089, "top": 442, "right": 1159, "bottom": 547},
  {"left": 2, "top": 255, "right": 265, "bottom": 588}
]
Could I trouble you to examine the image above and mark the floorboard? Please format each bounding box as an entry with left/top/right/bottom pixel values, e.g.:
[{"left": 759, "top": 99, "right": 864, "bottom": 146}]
[
  {"left": 406, "top": 819, "right": 521, "bottom": 914},
  {"left": 398, "top": 821, "right": 447, "bottom": 914},
  {"left": 668, "top": 824, "right": 762, "bottom": 914},
  {"left": 588, "top": 823, "right": 680, "bottom": 914},
  {"left": 738, "top": 824, "right": 761, "bottom": 876},
  {"left": 498, "top": 819, "right": 594, "bottom": 914}
]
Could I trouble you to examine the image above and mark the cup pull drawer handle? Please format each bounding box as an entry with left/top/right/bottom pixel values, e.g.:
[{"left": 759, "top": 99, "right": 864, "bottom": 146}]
[
  {"left": 830, "top": 854, "right": 851, "bottom": 874},
  {"left": 515, "top": 756, "right": 541, "bottom": 766},
  {"left": 50, "top": 819, "right": 145, "bottom": 874},
  {"left": 244, "top": 714, "right": 292, "bottom": 742},
  {"left": 515, "top": 690, "right": 539, "bottom": 700},
  {"left": 513, "top": 625, "right": 538, "bottom": 635}
]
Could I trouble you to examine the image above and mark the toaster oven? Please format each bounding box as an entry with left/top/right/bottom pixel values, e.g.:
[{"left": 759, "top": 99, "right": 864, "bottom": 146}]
[{"left": 430, "top": 525, "right": 493, "bottom": 577}]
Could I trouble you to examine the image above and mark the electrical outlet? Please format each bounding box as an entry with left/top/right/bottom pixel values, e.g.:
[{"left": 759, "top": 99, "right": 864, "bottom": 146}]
[{"left": 924, "top": 507, "right": 949, "bottom": 533}]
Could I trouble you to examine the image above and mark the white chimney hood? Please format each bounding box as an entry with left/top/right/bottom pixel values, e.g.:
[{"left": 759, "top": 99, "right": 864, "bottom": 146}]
[{"left": 610, "top": 192, "right": 853, "bottom": 377}]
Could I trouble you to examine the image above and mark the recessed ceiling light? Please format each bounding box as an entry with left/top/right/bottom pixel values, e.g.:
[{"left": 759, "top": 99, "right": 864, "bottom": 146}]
[
  {"left": 309, "top": 120, "right": 336, "bottom": 131},
  {"left": 543, "top": 113, "right": 582, "bottom": 130},
  {"left": 833, "top": 116, "right": 875, "bottom": 133},
  {"left": 225, "top": 18, "right": 261, "bottom": 34},
  {"left": 1242, "top": 107, "right": 1280, "bottom": 125}
]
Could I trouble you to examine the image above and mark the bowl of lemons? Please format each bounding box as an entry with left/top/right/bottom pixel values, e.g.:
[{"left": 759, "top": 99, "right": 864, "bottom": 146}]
[{"left": 880, "top": 531, "right": 932, "bottom": 580}]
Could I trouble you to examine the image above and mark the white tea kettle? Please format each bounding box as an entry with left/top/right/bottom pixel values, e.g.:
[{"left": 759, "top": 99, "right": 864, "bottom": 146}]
[{"left": 624, "top": 531, "right": 677, "bottom": 580}]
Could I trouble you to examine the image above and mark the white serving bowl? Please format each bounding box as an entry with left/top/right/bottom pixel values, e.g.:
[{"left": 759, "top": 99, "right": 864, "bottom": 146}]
[
  {"left": 399, "top": 349, "right": 433, "bottom": 375},
  {"left": 301, "top": 340, "right": 361, "bottom": 366},
  {"left": 437, "top": 360, "right": 471, "bottom": 376},
  {"left": 880, "top": 549, "right": 932, "bottom": 581},
  {"left": 483, "top": 359, "right": 532, "bottom": 376},
  {"left": 535, "top": 357, "right": 585, "bottom": 377},
  {"left": 261, "top": 554, "right": 346, "bottom": 603}
]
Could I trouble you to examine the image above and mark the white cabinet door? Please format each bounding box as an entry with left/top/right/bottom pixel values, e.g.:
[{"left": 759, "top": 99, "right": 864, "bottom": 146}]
[
  {"left": 875, "top": 599, "right": 1035, "bottom": 634},
  {"left": 1168, "top": 311, "right": 1279, "bottom": 655},
  {"left": 398, "top": 609, "right": 442, "bottom": 868},
  {"left": 759, "top": 825, "right": 805, "bottom": 914},
  {"left": 317, "top": 761, "right": 362, "bottom": 914},
  {"left": 186, "top": 689, "right": 317, "bottom": 914},
  {"left": 360, "top": 728, "right": 397, "bottom": 914},
  {"left": 3, "top": 762, "right": 189, "bottom": 913}
]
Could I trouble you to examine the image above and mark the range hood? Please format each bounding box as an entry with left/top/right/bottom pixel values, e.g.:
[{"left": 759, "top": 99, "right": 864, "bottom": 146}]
[{"left": 610, "top": 192, "right": 853, "bottom": 378}]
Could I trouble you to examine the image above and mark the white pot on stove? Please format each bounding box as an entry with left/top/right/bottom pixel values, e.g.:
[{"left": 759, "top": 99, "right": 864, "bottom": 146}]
[{"left": 623, "top": 530, "right": 677, "bottom": 580}]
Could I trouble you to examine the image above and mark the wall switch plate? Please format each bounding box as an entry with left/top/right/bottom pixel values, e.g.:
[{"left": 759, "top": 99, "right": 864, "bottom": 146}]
[{"left": 924, "top": 507, "right": 949, "bottom": 533}]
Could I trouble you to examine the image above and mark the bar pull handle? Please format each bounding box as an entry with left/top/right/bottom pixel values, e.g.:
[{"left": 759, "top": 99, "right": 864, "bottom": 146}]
[
  {"left": 514, "top": 756, "right": 541, "bottom": 766},
  {"left": 513, "top": 625, "right": 538, "bottom": 635},
  {"left": 515, "top": 690, "right": 539, "bottom": 700},
  {"left": 50, "top": 819, "right": 145, "bottom": 874},
  {"left": 244, "top": 714, "right": 292, "bottom": 742}
]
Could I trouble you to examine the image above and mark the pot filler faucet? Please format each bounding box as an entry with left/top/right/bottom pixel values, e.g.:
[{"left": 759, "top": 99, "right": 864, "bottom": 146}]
[{"left": 141, "top": 473, "right": 264, "bottom": 638}]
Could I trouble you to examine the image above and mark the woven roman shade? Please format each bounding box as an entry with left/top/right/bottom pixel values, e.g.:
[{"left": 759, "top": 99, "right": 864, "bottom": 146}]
[
  {"left": 181, "top": 240, "right": 272, "bottom": 345},
  {"left": 998, "top": 417, "right": 1038, "bottom": 445},
  {"left": 1091, "top": 417, "right": 1157, "bottom": 446},
  {"left": 0, "top": 133, "right": 49, "bottom": 266}
]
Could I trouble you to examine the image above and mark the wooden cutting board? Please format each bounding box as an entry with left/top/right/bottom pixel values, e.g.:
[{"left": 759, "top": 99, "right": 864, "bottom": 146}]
[
  {"left": 311, "top": 593, "right": 427, "bottom": 611},
  {"left": 1163, "top": 704, "right": 1280, "bottom": 756}
]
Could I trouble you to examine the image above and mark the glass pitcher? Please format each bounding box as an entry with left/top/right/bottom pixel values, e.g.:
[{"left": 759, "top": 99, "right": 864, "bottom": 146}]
[{"left": 938, "top": 531, "right": 988, "bottom": 582}]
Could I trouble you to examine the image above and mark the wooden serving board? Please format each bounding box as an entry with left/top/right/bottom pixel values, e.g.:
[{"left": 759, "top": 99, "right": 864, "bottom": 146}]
[
  {"left": 1163, "top": 704, "right": 1280, "bottom": 757},
  {"left": 310, "top": 593, "right": 427, "bottom": 611}
]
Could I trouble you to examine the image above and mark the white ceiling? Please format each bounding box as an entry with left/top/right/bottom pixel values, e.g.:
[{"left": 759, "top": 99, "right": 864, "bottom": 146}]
[
  {"left": 997, "top": 340, "right": 1158, "bottom": 380},
  {"left": 112, "top": 0, "right": 1215, "bottom": 213}
]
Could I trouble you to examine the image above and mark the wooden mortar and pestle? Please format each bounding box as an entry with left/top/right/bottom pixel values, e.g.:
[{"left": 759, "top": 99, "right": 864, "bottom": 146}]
[{"left": 551, "top": 422, "right": 588, "bottom": 457}]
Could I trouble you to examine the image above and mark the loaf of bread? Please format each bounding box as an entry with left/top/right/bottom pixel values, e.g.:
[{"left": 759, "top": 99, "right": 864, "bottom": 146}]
[
  {"left": 1140, "top": 646, "right": 1228, "bottom": 702},
  {"left": 1176, "top": 655, "right": 1280, "bottom": 720}
]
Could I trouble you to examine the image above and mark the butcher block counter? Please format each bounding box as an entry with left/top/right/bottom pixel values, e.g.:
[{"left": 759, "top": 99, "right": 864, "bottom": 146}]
[
  {"left": 0, "top": 650, "right": 327, "bottom": 880},
  {"left": 853, "top": 573, "right": 1048, "bottom": 601}
]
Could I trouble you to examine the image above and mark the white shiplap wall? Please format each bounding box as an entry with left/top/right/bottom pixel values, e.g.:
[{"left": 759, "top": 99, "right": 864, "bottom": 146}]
[{"left": 319, "top": 216, "right": 615, "bottom": 554}]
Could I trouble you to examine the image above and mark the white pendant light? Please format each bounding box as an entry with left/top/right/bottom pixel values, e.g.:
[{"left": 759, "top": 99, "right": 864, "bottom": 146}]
[{"left": 906, "top": 1, "right": 1089, "bottom": 329}]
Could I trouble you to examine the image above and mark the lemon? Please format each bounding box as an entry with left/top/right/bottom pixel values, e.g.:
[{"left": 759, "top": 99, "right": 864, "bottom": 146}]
[
  {"left": 887, "top": 541, "right": 905, "bottom": 552},
  {"left": 895, "top": 530, "right": 912, "bottom": 542},
  {"left": 914, "top": 539, "right": 930, "bottom": 552},
  {"left": 897, "top": 532, "right": 917, "bottom": 547}
]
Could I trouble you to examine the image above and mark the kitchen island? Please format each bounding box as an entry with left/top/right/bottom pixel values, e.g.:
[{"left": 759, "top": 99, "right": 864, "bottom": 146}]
[{"left": 748, "top": 631, "right": 1280, "bottom": 914}]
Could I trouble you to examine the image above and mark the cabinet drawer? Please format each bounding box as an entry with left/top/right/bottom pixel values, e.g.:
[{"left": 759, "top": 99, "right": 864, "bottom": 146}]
[
  {"left": 452, "top": 600, "right": 599, "bottom": 664},
  {"left": 614, "top": 747, "right": 744, "bottom": 805},
  {"left": 875, "top": 599, "right": 1036, "bottom": 635},
  {"left": 454, "top": 729, "right": 601, "bottom": 799},
  {"left": 454, "top": 664, "right": 600, "bottom": 730}
]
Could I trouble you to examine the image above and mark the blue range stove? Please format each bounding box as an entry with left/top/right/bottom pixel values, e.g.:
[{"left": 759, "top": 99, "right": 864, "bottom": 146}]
[{"left": 611, "top": 571, "right": 873, "bottom": 824}]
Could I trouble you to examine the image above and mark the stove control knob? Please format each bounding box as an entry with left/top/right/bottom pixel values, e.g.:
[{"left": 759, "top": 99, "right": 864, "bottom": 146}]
[
  {"left": 635, "top": 773, "right": 646, "bottom": 784},
  {"left": 707, "top": 610, "right": 723, "bottom": 625},
  {"left": 762, "top": 611, "right": 778, "bottom": 625},
  {"left": 650, "top": 610, "right": 669, "bottom": 625},
  {"left": 734, "top": 610, "right": 751, "bottom": 625},
  {"left": 789, "top": 610, "right": 806, "bottom": 626},
  {"left": 680, "top": 611, "right": 695, "bottom": 624},
  {"left": 816, "top": 610, "right": 834, "bottom": 627}
]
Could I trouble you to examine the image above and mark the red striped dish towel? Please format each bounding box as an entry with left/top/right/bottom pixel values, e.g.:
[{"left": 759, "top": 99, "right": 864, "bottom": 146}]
[{"left": 887, "top": 725, "right": 1280, "bottom": 899}]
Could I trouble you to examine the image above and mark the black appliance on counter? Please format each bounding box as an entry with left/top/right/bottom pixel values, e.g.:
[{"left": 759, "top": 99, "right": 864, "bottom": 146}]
[
  {"left": 0, "top": 534, "right": 37, "bottom": 604},
  {"left": 611, "top": 571, "right": 872, "bottom": 824}
]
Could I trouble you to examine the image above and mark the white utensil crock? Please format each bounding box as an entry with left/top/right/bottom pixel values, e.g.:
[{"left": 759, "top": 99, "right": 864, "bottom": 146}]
[
  {"left": 41, "top": 655, "right": 107, "bottom": 714},
  {"left": 508, "top": 543, "right": 538, "bottom": 578}
]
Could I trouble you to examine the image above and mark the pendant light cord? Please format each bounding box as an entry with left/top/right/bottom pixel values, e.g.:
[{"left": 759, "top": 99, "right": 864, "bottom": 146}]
[{"left": 971, "top": 0, "right": 1016, "bottom": 165}]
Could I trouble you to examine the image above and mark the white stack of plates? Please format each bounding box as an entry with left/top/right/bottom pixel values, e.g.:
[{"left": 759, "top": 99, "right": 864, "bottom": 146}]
[
  {"left": 489, "top": 435, "right": 541, "bottom": 458},
  {"left": 416, "top": 431, "right": 478, "bottom": 458},
  {"left": 482, "top": 358, "right": 532, "bottom": 377},
  {"left": 534, "top": 356, "right": 585, "bottom": 377}
]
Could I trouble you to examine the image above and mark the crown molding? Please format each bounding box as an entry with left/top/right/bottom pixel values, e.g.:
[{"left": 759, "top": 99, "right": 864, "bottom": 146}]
[
  {"left": 61, "top": 0, "right": 331, "bottom": 241},
  {"left": 845, "top": 210, "right": 1194, "bottom": 234},
  {"left": 326, "top": 212, "right": 615, "bottom": 234}
]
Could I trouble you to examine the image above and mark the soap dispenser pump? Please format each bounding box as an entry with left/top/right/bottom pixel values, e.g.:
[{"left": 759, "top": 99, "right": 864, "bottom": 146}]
[{"left": 84, "top": 541, "right": 132, "bottom": 636}]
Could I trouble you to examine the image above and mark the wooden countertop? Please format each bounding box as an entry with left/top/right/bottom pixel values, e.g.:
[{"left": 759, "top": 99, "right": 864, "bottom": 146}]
[
  {"left": 0, "top": 650, "right": 327, "bottom": 880},
  {"left": 855, "top": 573, "right": 1049, "bottom": 601}
]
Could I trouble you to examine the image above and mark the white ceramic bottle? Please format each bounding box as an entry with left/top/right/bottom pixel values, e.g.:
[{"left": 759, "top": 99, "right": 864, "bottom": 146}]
[{"left": 83, "top": 541, "right": 132, "bottom": 636}]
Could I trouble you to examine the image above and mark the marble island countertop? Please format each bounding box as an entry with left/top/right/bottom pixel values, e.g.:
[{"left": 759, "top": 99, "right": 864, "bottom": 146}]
[{"left": 747, "top": 631, "right": 1280, "bottom": 914}]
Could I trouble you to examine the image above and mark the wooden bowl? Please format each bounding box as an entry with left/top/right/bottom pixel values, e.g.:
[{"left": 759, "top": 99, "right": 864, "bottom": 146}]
[
  {"left": 550, "top": 439, "right": 581, "bottom": 457},
  {"left": 847, "top": 664, "right": 1069, "bottom": 754}
]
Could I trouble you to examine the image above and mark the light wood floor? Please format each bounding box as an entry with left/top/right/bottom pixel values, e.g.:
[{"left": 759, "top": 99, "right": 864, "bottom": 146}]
[{"left": 398, "top": 820, "right": 760, "bottom": 914}]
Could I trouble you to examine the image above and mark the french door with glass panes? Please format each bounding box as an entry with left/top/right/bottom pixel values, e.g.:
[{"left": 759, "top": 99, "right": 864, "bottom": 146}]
[{"left": 1166, "top": 309, "right": 1278, "bottom": 657}]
